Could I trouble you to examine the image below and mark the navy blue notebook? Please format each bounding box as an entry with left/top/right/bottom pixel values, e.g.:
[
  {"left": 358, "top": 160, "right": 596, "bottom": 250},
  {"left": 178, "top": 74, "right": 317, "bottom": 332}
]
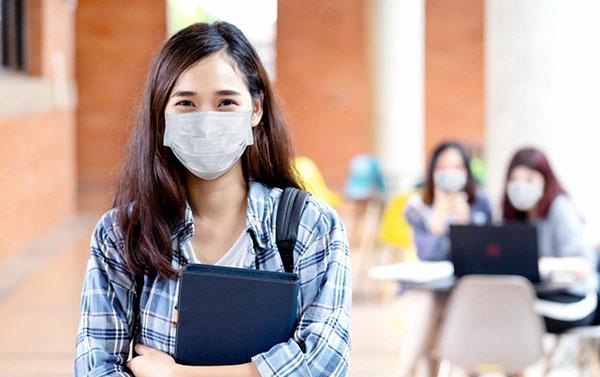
[{"left": 174, "top": 263, "right": 300, "bottom": 366}]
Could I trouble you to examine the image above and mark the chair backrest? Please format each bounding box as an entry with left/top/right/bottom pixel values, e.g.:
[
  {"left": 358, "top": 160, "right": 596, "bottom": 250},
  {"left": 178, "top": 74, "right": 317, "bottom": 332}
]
[
  {"left": 435, "top": 275, "right": 545, "bottom": 374},
  {"left": 378, "top": 192, "right": 414, "bottom": 252},
  {"left": 344, "top": 154, "right": 387, "bottom": 200},
  {"left": 293, "top": 156, "right": 342, "bottom": 208}
]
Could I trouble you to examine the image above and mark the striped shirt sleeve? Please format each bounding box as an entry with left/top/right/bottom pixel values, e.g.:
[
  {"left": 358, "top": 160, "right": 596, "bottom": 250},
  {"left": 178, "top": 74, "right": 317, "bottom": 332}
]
[
  {"left": 252, "top": 199, "right": 352, "bottom": 376},
  {"left": 75, "top": 211, "right": 135, "bottom": 377}
]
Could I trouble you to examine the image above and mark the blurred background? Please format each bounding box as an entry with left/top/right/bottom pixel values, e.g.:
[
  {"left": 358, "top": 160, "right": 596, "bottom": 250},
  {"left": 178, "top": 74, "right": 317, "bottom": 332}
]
[{"left": 1, "top": 0, "right": 600, "bottom": 376}]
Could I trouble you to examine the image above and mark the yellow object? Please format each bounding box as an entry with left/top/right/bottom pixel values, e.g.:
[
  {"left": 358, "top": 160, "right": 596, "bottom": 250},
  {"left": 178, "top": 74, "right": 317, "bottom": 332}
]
[
  {"left": 477, "top": 364, "right": 504, "bottom": 374},
  {"left": 293, "top": 157, "right": 342, "bottom": 208},
  {"left": 378, "top": 192, "right": 415, "bottom": 259}
]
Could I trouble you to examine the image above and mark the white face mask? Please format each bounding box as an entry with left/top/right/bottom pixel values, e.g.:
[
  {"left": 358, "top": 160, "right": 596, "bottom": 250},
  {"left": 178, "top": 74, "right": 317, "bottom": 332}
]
[
  {"left": 163, "top": 111, "right": 254, "bottom": 180},
  {"left": 507, "top": 181, "right": 544, "bottom": 211},
  {"left": 434, "top": 169, "right": 467, "bottom": 193}
]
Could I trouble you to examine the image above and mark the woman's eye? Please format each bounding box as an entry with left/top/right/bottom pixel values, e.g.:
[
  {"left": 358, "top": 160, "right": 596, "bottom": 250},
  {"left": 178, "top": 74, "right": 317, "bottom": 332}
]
[
  {"left": 175, "top": 100, "right": 195, "bottom": 107},
  {"left": 218, "top": 99, "right": 238, "bottom": 107}
]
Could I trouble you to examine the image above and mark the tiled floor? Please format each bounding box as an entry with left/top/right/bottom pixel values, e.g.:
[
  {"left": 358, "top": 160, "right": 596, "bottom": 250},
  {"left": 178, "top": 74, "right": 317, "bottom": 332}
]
[
  {"left": 0, "top": 216, "right": 92, "bottom": 376},
  {"left": 0, "top": 214, "right": 588, "bottom": 376}
]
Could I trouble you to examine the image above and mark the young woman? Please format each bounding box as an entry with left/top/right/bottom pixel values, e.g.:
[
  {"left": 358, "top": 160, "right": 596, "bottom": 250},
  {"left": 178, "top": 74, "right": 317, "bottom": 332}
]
[
  {"left": 405, "top": 141, "right": 492, "bottom": 261},
  {"left": 75, "top": 22, "right": 351, "bottom": 377},
  {"left": 502, "top": 147, "right": 597, "bottom": 333},
  {"left": 395, "top": 141, "right": 492, "bottom": 377}
]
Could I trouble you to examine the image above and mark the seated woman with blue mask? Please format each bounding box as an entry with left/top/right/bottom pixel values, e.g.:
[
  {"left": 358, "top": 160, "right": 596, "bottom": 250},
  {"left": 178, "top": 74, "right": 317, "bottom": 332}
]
[
  {"left": 502, "top": 147, "right": 598, "bottom": 333},
  {"left": 405, "top": 141, "right": 493, "bottom": 261}
]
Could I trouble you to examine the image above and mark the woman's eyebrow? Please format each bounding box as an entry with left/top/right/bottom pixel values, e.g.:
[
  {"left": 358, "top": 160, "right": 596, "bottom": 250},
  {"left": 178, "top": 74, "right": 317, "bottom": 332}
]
[
  {"left": 171, "top": 90, "right": 196, "bottom": 98},
  {"left": 215, "top": 89, "right": 242, "bottom": 96},
  {"left": 171, "top": 89, "right": 242, "bottom": 97}
]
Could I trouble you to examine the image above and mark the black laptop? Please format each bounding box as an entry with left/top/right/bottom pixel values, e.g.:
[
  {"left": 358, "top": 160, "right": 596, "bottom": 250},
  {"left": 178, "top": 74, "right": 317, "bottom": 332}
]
[{"left": 450, "top": 223, "right": 541, "bottom": 282}]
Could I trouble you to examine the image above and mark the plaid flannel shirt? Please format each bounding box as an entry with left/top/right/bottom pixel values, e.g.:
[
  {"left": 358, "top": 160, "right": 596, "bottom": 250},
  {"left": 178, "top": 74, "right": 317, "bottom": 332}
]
[{"left": 75, "top": 181, "right": 351, "bottom": 376}]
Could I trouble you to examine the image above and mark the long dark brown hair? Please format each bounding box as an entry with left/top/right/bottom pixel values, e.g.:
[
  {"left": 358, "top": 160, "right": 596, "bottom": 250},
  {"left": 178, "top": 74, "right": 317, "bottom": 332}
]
[
  {"left": 114, "top": 22, "right": 300, "bottom": 280},
  {"left": 502, "top": 147, "right": 565, "bottom": 221},
  {"left": 421, "top": 141, "right": 477, "bottom": 206}
]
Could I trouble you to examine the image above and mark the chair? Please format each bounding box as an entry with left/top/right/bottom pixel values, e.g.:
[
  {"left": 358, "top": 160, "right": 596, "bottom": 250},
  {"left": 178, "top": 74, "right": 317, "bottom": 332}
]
[
  {"left": 543, "top": 322, "right": 600, "bottom": 377},
  {"left": 293, "top": 156, "right": 342, "bottom": 208},
  {"left": 565, "top": 325, "right": 600, "bottom": 377},
  {"left": 537, "top": 254, "right": 600, "bottom": 376},
  {"left": 343, "top": 154, "right": 387, "bottom": 201},
  {"left": 435, "top": 275, "right": 545, "bottom": 376},
  {"left": 342, "top": 155, "right": 388, "bottom": 300},
  {"left": 378, "top": 191, "right": 417, "bottom": 262},
  {"left": 372, "top": 192, "right": 418, "bottom": 302}
]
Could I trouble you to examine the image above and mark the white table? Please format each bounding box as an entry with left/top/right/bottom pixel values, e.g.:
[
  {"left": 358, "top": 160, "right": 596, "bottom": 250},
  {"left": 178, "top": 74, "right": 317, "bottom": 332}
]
[{"left": 368, "top": 257, "right": 592, "bottom": 292}]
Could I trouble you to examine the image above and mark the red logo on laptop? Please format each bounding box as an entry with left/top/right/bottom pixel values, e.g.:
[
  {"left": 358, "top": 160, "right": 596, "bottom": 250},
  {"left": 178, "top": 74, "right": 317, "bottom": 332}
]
[{"left": 486, "top": 243, "right": 503, "bottom": 259}]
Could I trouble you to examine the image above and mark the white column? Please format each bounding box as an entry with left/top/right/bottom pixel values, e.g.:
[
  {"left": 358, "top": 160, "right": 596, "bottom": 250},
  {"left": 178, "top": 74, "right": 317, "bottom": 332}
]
[
  {"left": 486, "top": 0, "right": 600, "bottom": 243},
  {"left": 369, "top": 0, "right": 425, "bottom": 193}
]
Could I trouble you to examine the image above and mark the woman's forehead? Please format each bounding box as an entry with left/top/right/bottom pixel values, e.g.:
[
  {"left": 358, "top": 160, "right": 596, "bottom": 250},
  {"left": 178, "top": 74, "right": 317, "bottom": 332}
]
[
  {"left": 437, "top": 148, "right": 464, "bottom": 166},
  {"left": 172, "top": 52, "right": 248, "bottom": 94},
  {"left": 511, "top": 165, "right": 543, "bottom": 179}
]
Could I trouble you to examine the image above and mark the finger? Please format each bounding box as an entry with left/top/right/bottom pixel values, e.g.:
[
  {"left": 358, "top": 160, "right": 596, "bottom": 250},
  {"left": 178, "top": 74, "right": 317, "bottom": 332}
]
[{"left": 135, "top": 343, "right": 152, "bottom": 355}]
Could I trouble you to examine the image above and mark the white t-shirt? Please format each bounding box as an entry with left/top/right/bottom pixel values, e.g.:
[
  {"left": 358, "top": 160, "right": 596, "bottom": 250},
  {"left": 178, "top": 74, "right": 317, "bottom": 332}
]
[{"left": 182, "top": 230, "right": 251, "bottom": 268}]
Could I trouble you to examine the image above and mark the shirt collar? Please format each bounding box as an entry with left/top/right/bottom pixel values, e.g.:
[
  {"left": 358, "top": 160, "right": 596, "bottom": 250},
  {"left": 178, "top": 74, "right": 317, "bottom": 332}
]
[{"left": 174, "top": 181, "right": 271, "bottom": 251}]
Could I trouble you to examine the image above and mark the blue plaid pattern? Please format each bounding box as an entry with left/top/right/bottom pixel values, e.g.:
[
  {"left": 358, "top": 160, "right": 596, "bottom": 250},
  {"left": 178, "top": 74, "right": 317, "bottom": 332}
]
[{"left": 75, "top": 181, "right": 351, "bottom": 376}]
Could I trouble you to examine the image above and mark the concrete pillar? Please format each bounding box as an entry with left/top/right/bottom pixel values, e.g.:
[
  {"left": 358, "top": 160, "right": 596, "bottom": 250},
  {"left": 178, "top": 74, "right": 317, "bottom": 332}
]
[
  {"left": 425, "top": 0, "right": 484, "bottom": 161},
  {"left": 369, "top": 0, "right": 425, "bottom": 192},
  {"left": 485, "top": 0, "right": 600, "bottom": 242}
]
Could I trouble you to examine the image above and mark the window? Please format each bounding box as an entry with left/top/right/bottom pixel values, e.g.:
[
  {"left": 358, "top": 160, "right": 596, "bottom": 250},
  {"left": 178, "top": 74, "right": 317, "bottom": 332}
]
[{"left": 0, "top": 0, "right": 26, "bottom": 72}]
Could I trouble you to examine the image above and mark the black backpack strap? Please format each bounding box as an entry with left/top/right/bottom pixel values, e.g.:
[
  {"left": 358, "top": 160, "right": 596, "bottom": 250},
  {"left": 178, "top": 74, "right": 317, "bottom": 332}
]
[
  {"left": 276, "top": 187, "right": 310, "bottom": 273},
  {"left": 130, "top": 273, "right": 144, "bottom": 358}
]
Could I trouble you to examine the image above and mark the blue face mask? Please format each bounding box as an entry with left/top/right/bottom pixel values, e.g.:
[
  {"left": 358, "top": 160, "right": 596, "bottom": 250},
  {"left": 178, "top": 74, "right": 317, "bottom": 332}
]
[
  {"left": 434, "top": 169, "right": 467, "bottom": 193},
  {"left": 507, "top": 181, "right": 543, "bottom": 211},
  {"left": 163, "top": 111, "right": 254, "bottom": 180}
]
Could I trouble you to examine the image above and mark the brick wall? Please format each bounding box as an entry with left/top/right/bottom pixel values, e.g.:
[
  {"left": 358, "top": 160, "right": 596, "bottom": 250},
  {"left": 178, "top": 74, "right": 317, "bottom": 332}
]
[
  {"left": 0, "top": 112, "right": 76, "bottom": 261},
  {"left": 76, "top": 0, "right": 166, "bottom": 212},
  {"left": 277, "top": 0, "right": 485, "bottom": 188},
  {"left": 425, "top": 0, "right": 485, "bottom": 160},
  {"left": 276, "top": 0, "right": 371, "bottom": 190}
]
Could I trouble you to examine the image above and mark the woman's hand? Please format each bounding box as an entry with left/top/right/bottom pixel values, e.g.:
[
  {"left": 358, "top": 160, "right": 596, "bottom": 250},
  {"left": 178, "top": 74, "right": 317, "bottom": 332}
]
[
  {"left": 430, "top": 189, "right": 451, "bottom": 235},
  {"left": 127, "top": 344, "right": 262, "bottom": 377},
  {"left": 448, "top": 192, "right": 470, "bottom": 225},
  {"left": 127, "top": 344, "right": 178, "bottom": 377},
  {"left": 430, "top": 190, "right": 471, "bottom": 234}
]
